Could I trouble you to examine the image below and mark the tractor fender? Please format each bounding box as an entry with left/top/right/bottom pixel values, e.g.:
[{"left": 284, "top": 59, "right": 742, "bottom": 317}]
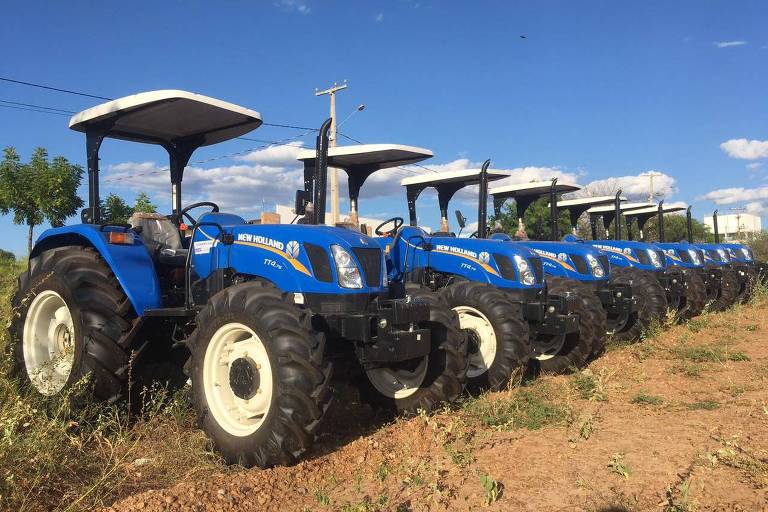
[{"left": 31, "top": 224, "right": 162, "bottom": 315}]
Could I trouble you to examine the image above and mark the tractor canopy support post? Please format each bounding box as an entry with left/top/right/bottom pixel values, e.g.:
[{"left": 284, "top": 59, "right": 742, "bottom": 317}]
[
  {"left": 613, "top": 189, "right": 623, "bottom": 240},
  {"left": 435, "top": 183, "right": 463, "bottom": 233},
  {"left": 549, "top": 178, "right": 558, "bottom": 241},
  {"left": 492, "top": 195, "right": 505, "bottom": 219},
  {"left": 589, "top": 213, "right": 600, "bottom": 240},
  {"left": 406, "top": 184, "right": 425, "bottom": 227},
  {"left": 84, "top": 132, "right": 106, "bottom": 224},
  {"left": 686, "top": 206, "right": 693, "bottom": 242},
  {"left": 166, "top": 140, "right": 199, "bottom": 225},
  {"left": 476, "top": 159, "right": 490, "bottom": 239},
  {"left": 314, "top": 119, "right": 332, "bottom": 225},
  {"left": 657, "top": 201, "right": 666, "bottom": 243},
  {"left": 346, "top": 168, "right": 376, "bottom": 228},
  {"left": 713, "top": 210, "right": 720, "bottom": 243},
  {"left": 627, "top": 218, "right": 634, "bottom": 240}
]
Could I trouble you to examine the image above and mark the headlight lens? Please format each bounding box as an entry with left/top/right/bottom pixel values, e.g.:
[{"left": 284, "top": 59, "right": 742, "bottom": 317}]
[
  {"left": 330, "top": 245, "right": 363, "bottom": 289},
  {"left": 687, "top": 249, "right": 701, "bottom": 265},
  {"left": 586, "top": 253, "right": 605, "bottom": 278},
  {"left": 513, "top": 255, "right": 537, "bottom": 286},
  {"left": 717, "top": 248, "right": 729, "bottom": 262},
  {"left": 647, "top": 249, "right": 662, "bottom": 268},
  {"left": 741, "top": 247, "right": 752, "bottom": 261}
]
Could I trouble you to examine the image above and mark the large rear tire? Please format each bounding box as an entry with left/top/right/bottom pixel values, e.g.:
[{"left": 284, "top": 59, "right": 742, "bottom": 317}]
[
  {"left": 670, "top": 266, "right": 706, "bottom": 321},
  {"left": 358, "top": 289, "right": 466, "bottom": 414},
  {"left": 187, "top": 282, "right": 332, "bottom": 468},
  {"left": 608, "top": 267, "right": 667, "bottom": 342},
  {"left": 439, "top": 281, "right": 530, "bottom": 392},
  {"left": 737, "top": 266, "right": 758, "bottom": 304},
  {"left": 531, "top": 278, "right": 606, "bottom": 373},
  {"left": 9, "top": 246, "right": 135, "bottom": 402},
  {"left": 709, "top": 268, "right": 739, "bottom": 312}
]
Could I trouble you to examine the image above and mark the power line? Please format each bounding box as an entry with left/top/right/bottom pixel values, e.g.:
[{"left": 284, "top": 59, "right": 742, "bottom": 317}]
[
  {"left": 0, "top": 76, "right": 112, "bottom": 100},
  {"left": 0, "top": 99, "right": 76, "bottom": 114},
  {"left": 0, "top": 103, "right": 71, "bottom": 116}
]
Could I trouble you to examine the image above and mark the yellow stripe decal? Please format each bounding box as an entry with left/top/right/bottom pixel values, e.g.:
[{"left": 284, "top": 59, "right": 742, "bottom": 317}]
[
  {"left": 432, "top": 249, "right": 500, "bottom": 276},
  {"left": 600, "top": 247, "right": 639, "bottom": 263},
  {"left": 233, "top": 241, "right": 312, "bottom": 275}
]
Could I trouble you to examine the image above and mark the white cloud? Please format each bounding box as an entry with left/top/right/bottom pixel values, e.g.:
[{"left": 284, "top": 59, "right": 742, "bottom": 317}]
[
  {"left": 714, "top": 40, "right": 747, "bottom": 48},
  {"left": 575, "top": 172, "right": 677, "bottom": 200},
  {"left": 234, "top": 141, "right": 305, "bottom": 165},
  {"left": 745, "top": 201, "right": 768, "bottom": 215},
  {"left": 375, "top": 12, "right": 384, "bottom": 22},
  {"left": 700, "top": 186, "right": 768, "bottom": 205},
  {"left": 747, "top": 162, "right": 764, "bottom": 171},
  {"left": 720, "top": 138, "right": 768, "bottom": 160},
  {"left": 275, "top": 0, "right": 310, "bottom": 14}
]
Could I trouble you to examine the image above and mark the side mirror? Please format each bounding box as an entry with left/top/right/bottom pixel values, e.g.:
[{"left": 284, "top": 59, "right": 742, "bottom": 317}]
[
  {"left": 294, "top": 189, "right": 307, "bottom": 216},
  {"left": 455, "top": 209, "right": 466, "bottom": 229}
]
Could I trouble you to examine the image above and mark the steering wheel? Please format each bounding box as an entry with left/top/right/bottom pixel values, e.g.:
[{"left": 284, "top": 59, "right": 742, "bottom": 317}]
[
  {"left": 179, "top": 201, "right": 219, "bottom": 227},
  {"left": 469, "top": 231, "right": 478, "bottom": 238},
  {"left": 375, "top": 216, "right": 404, "bottom": 237}
]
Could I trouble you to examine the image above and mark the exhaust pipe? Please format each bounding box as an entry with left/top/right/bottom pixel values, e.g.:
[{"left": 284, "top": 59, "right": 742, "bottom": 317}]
[
  {"left": 658, "top": 200, "right": 666, "bottom": 243},
  {"left": 313, "top": 118, "right": 332, "bottom": 225},
  {"left": 549, "top": 178, "right": 559, "bottom": 241},
  {"left": 477, "top": 159, "right": 491, "bottom": 239},
  {"left": 686, "top": 206, "right": 693, "bottom": 242},
  {"left": 713, "top": 210, "right": 720, "bottom": 244},
  {"left": 614, "top": 189, "right": 623, "bottom": 240}
]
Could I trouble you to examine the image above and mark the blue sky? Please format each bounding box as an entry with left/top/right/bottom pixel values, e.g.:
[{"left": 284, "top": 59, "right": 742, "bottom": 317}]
[{"left": 1, "top": 0, "right": 766, "bottom": 255}]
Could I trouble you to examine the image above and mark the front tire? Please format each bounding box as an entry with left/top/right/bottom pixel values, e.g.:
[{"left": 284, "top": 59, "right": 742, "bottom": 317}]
[
  {"left": 439, "top": 281, "right": 530, "bottom": 392},
  {"left": 531, "top": 278, "right": 606, "bottom": 373},
  {"left": 709, "top": 268, "right": 739, "bottom": 312},
  {"left": 609, "top": 267, "right": 667, "bottom": 342},
  {"left": 187, "top": 282, "right": 331, "bottom": 468},
  {"left": 671, "top": 266, "right": 706, "bottom": 321},
  {"left": 9, "top": 246, "right": 135, "bottom": 402},
  {"left": 358, "top": 289, "right": 466, "bottom": 414}
]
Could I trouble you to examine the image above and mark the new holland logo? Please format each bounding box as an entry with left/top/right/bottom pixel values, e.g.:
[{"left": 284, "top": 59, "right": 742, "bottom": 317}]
[
  {"left": 286, "top": 240, "right": 300, "bottom": 259},
  {"left": 478, "top": 251, "right": 490, "bottom": 264},
  {"left": 623, "top": 248, "right": 633, "bottom": 256},
  {"left": 557, "top": 252, "right": 568, "bottom": 262}
]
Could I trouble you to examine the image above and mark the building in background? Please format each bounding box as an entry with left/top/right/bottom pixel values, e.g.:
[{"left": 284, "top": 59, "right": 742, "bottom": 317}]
[
  {"left": 703, "top": 212, "right": 762, "bottom": 241},
  {"left": 274, "top": 204, "right": 391, "bottom": 235}
]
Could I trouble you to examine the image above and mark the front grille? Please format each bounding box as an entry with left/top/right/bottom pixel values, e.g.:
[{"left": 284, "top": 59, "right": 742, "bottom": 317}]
[
  {"left": 655, "top": 250, "right": 665, "bottom": 265},
  {"left": 707, "top": 250, "right": 720, "bottom": 262},
  {"left": 598, "top": 255, "right": 610, "bottom": 274},
  {"left": 493, "top": 253, "right": 517, "bottom": 281},
  {"left": 352, "top": 247, "right": 382, "bottom": 287},
  {"left": 304, "top": 243, "right": 332, "bottom": 282},
  {"left": 571, "top": 255, "right": 589, "bottom": 274},
  {"left": 637, "top": 250, "right": 651, "bottom": 265},
  {"left": 679, "top": 250, "right": 691, "bottom": 263},
  {"left": 530, "top": 257, "right": 544, "bottom": 283}
]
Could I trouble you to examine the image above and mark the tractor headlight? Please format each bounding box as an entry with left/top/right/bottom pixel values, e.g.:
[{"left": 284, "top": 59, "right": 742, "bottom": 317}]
[
  {"left": 330, "top": 245, "right": 363, "bottom": 289},
  {"left": 687, "top": 249, "right": 701, "bottom": 265},
  {"left": 647, "top": 249, "right": 662, "bottom": 268},
  {"left": 717, "top": 248, "right": 729, "bottom": 262},
  {"left": 586, "top": 253, "right": 605, "bottom": 278},
  {"left": 741, "top": 248, "right": 752, "bottom": 261},
  {"left": 513, "top": 255, "right": 536, "bottom": 286}
]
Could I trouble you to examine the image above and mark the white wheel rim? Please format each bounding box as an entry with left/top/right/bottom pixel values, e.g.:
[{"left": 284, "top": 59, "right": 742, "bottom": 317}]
[
  {"left": 202, "top": 323, "right": 274, "bottom": 437},
  {"left": 454, "top": 306, "right": 497, "bottom": 378},
  {"left": 366, "top": 357, "right": 429, "bottom": 399},
  {"left": 22, "top": 290, "right": 76, "bottom": 395}
]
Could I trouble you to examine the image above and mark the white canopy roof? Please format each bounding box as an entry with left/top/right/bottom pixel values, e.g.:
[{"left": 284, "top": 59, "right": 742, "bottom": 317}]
[
  {"left": 69, "top": 90, "right": 262, "bottom": 146},
  {"left": 296, "top": 144, "right": 433, "bottom": 172},
  {"left": 489, "top": 180, "right": 580, "bottom": 198},
  {"left": 555, "top": 195, "right": 625, "bottom": 208},
  {"left": 624, "top": 204, "right": 687, "bottom": 216},
  {"left": 588, "top": 202, "right": 656, "bottom": 214},
  {"left": 400, "top": 168, "right": 509, "bottom": 187}
]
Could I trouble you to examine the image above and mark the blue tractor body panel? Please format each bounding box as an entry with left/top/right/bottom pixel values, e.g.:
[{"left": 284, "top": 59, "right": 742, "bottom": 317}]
[
  {"left": 721, "top": 243, "right": 754, "bottom": 265},
  {"left": 32, "top": 224, "right": 162, "bottom": 315},
  {"left": 193, "top": 213, "right": 386, "bottom": 295},
  {"left": 696, "top": 243, "right": 732, "bottom": 267},
  {"left": 655, "top": 242, "right": 705, "bottom": 269},
  {"left": 378, "top": 226, "right": 543, "bottom": 289},
  {"left": 489, "top": 233, "right": 610, "bottom": 283},
  {"left": 580, "top": 240, "right": 664, "bottom": 272}
]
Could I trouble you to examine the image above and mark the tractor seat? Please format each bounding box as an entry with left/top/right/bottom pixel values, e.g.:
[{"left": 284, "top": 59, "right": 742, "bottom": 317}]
[{"left": 129, "top": 212, "right": 188, "bottom": 266}]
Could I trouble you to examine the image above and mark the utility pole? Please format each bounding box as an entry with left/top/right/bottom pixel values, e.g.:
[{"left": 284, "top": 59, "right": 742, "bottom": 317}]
[
  {"left": 642, "top": 171, "right": 663, "bottom": 203},
  {"left": 315, "top": 80, "right": 348, "bottom": 225},
  {"left": 730, "top": 206, "right": 745, "bottom": 241}
]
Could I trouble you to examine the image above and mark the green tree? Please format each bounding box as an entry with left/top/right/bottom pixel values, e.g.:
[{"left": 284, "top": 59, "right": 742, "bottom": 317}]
[
  {"left": 102, "top": 193, "right": 134, "bottom": 225},
  {"left": 0, "top": 147, "right": 83, "bottom": 255},
  {"left": 491, "top": 196, "right": 573, "bottom": 240},
  {"left": 638, "top": 215, "right": 713, "bottom": 243},
  {"left": 745, "top": 231, "right": 768, "bottom": 261},
  {"left": 133, "top": 192, "right": 157, "bottom": 214},
  {"left": 0, "top": 248, "right": 15, "bottom": 263}
]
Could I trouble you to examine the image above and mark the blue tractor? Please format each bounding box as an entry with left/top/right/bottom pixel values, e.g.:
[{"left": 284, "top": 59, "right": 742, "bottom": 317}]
[
  {"left": 296, "top": 146, "right": 592, "bottom": 387},
  {"left": 703, "top": 210, "right": 755, "bottom": 305},
  {"left": 9, "top": 91, "right": 466, "bottom": 468},
  {"left": 621, "top": 203, "right": 708, "bottom": 319},
  {"left": 486, "top": 179, "right": 641, "bottom": 344}
]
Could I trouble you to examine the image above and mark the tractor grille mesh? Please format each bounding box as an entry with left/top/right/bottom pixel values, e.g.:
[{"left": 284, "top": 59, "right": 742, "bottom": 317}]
[
  {"left": 598, "top": 255, "right": 610, "bottom": 274},
  {"left": 679, "top": 250, "right": 692, "bottom": 263},
  {"left": 570, "top": 255, "right": 589, "bottom": 274},
  {"left": 707, "top": 249, "right": 721, "bottom": 262},
  {"left": 352, "top": 248, "right": 382, "bottom": 287},
  {"left": 530, "top": 257, "right": 544, "bottom": 283},
  {"left": 304, "top": 243, "right": 333, "bottom": 282},
  {"left": 493, "top": 253, "right": 517, "bottom": 281},
  {"left": 636, "top": 250, "right": 651, "bottom": 265}
]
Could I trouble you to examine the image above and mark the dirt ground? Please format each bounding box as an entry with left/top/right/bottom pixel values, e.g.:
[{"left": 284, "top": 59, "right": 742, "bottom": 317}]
[{"left": 105, "top": 301, "right": 768, "bottom": 512}]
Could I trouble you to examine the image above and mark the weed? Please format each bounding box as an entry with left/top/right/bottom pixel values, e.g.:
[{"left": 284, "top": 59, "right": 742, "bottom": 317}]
[
  {"left": 745, "top": 324, "right": 758, "bottom": 332},
  {"left": 315, "top": 488, "right": 331, "bottom": 507},
  {"left": 631, "top": 392, "right": 664, "bottom": 406},
  {"left": 376, "top": 462, "right": 389, "bottom": 483},
  {"left": 572, "top": 369, "right": 607, "bottom": 401},
  {"left": 462, "top": 383, "right": 572, "bottom": 431},
  {"left": 608, "top": 453, "right": 631, "bottom": 479},
  {"left": 670, "top": 361, "right": 704, "bottom": 378},
  {"left": 478, "top": 472, "right": 501, "bottom": 505},
  {"left": 632, "top": 342, "right": 656, "bottom": 362},
  {"left": 686, "top": 316, "right": 710, "bottom": 333},
  {"left": 665, "top": 477, "right": 696, "bottom": 512},
  {"left": 672, "top": 344, "right": 749, "bottom": 363},
  {"left": 578, "top": 413, "right": 595, "bottom": 440},
  {"left": 686, "top": 400, "right": 720, "bottom": 410},
  {"left": 641, "top": 318, "right": 665, "bottom": 340}
]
